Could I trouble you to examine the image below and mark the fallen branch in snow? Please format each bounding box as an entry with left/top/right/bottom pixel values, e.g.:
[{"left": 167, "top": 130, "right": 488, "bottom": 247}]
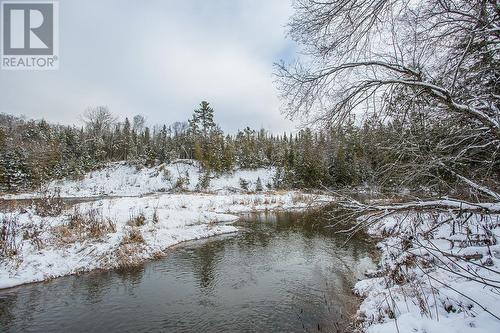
[
  {"left": 324, "top": 188, "right": 500, "bottom": 237},
  {"left": 438, "top": 162, "right": 500, "bottom": 201}
]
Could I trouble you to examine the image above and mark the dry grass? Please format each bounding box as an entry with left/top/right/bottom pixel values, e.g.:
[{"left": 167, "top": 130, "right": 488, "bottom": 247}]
[
  {"left": 121, "top": 228, "right": 145, "bottom": 245},
  {"left": 53, "top": 208, "right": 116, "bottom": 243},
  {"left": 0, "top": 199, "right": 31, "bottom": 213},
  {"left": 0, "top": 215, "right": 19, "bottom": 257},
  {"left": 115, "top": 244, "right": 143, "bottom": 268},
  {"left": 116, "top": 228, "right": 146, "bottom": 268},
  {"left": 33, "top": 188, "right": 64, "bottom": 217},
  {"left": 127, "top": 211, "right": 146, "bottom": 227},
  {"left": 22, "top": 222, "right": 44, "bottom": 251},
  {"left": 291, "top": 192, "right": 311, "bottom": 205}
]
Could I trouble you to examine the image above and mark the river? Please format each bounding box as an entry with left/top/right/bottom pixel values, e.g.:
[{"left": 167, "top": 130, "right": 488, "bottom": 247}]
[{"left": 0, "top": 210, "right": 374, "bottom": 332}]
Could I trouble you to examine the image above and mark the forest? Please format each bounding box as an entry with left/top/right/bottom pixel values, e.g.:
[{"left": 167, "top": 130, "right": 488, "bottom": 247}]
[{"left": 2, "top": 95, "right": 497, "bottom": 197}]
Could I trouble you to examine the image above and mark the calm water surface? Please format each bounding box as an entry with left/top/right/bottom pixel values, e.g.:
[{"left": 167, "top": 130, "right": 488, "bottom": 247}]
[{"left": 0, "top": 210, "right": 374, "bottom": 332}]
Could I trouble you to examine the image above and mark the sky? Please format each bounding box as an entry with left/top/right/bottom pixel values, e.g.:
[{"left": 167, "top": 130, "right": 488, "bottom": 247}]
[{"left": 0, "top": 0, "right": 298, "bottom": 133}]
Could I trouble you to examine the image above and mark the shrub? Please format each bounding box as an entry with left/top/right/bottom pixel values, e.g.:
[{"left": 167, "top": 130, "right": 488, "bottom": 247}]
[
  {"left": 197, "top": 171, "right": 211, "bottom": 191},
  {"left": 127, "top": 211, "right": 146, "bottom": 227},
  {"left": 34, "top": 188, "right": 64, "bottom": 217},
  {"left": 0, "top": 215, "right": 19, "bottom": 257},
  {"left": 152, "top": 208, "right": 159, "bottom": 224},
  {"left": 55, "top": 208, "right": 116, "bottom": 242},
  {"left": 255, "top": 177, "right": 263, "bottom": 192},
  {"left": 239, "top": 178, "right": 249, "bottom": 191},
  {"left": 161, "top": 168, "right": 172, "bottom": 182},
  {"left": 22, "top": 223, "right": 44, "bottom": 251},
  {"left": 173, "top": 172, "right": 190, "bottom": 191}
]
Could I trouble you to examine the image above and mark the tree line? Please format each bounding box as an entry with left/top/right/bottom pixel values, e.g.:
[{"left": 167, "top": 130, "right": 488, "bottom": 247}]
[
  {"left": 0, "top": 100, "right": 442, "bottom": 193},
  {"left": 1, "top": 97, "right": 497, "bottom": 196}
]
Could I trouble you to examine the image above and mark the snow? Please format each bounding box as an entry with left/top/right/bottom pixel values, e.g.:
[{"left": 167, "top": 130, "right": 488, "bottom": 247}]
[
  {"left": 0, "top": 160, "right": 277, "bottom": 199},
  {"left": 5, "top": 160, "right": 498, "bottom": 332},
  {"left": 354, "top": 211, "right": 500, "bottom": 333},
  {"left": 0, "top": 160, "right": 335, "bottom": 289},
  {"left": 0, "top": 190, "right": 333, "bottom": 289}
]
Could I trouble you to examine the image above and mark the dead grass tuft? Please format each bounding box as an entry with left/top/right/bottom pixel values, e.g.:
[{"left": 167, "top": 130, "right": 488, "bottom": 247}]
[
  {"left": 116, "top": 244, "right": 143, "bottom": 268},
  {"left": 116, "top": 228, "right": 146, "bottom": 268},
  {"left": 22, "top": 222, "right": 44, "bottom": 251},
  {"left": 0, "top": 215, "right": 19, "bottom": 257},
  {"left": 121, "top": 228, "right": 145, "bottom": 245},
  {"left": 127, "top": 211, "right": 146, "bottom": 227},
  {"left": 53, "top": 208, "right": 116, "bottom": 243},
  {"left": 34, "top": 188, "right": 64, "bottom": 217}
]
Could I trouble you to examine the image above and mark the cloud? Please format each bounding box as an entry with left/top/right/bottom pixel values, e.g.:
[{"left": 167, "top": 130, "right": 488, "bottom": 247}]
[{"left": 0, "top": 0, "right": 297, "bottom": 133}]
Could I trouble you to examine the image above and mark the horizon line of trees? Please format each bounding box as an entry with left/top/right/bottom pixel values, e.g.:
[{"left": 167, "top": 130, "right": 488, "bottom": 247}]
[{"left": 0, "top": 100, "right": 492, "bottom": 197}]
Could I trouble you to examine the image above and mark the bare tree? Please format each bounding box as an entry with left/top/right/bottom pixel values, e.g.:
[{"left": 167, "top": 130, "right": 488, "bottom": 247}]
[
  {"left": 171, "top": 121, "right": 188, "bottom": 137},
  {"left": 276, "top": 0, "right": 500, "bottom": 201},
  {"left": 277, "top": 2, "right": 500, "bottom": 327},
  {"left": 83, "top": 106, "right": 117, "bottom": 138},
  {"left": 133, "top": 115, "right": 146, "bottom": 133}
]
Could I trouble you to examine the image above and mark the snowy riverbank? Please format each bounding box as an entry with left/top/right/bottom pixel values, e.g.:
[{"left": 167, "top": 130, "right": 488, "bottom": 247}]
[
  {"left": 0, "top": 191, "right": 333, "bottom": 289},
  {"left": 354, "top": 210, "right": 500, "bottom": 333},
  {"left": 0, "top": 160, "right": 336, "bottom": 289},
  {"left": 4, "top": 161, "right": 498, "bottom": 332}
]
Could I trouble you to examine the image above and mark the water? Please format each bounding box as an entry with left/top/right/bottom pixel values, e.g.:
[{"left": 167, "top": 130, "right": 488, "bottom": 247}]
[{"left": 0, "top": 210, "right": 374, "bottom": 333}]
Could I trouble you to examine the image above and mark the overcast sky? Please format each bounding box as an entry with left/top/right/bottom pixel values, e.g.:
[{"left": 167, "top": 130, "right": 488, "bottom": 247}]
[{"left": 0, "top": 0, "right": 298, "bottom": 133}]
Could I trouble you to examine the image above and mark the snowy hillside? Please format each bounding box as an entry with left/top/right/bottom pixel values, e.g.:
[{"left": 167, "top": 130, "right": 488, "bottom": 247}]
[{"left": 2, "top": 160, "right": 276, "bottom": 199}]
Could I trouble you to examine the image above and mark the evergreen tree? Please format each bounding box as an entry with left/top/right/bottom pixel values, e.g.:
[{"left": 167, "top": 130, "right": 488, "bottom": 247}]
[
  {"left": 255, "top": 177, "right": 263, "bottom": 192},
  {"left": 121, "top": 118, "right": 131, "bottom": 160}
]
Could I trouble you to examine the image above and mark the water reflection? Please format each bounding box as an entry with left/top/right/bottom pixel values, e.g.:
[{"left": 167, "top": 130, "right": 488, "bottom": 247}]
[
  {"left": 190, "top": 239, "right": 225, "bottom": 290},
  {"left": 0, "top": 209, "right": 374, "bottom": 333}
]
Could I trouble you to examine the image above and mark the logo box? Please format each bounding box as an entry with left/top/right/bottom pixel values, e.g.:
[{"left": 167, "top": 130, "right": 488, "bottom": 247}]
[{"left": 1, "top": 1, "right": 59, "bottom": 70}]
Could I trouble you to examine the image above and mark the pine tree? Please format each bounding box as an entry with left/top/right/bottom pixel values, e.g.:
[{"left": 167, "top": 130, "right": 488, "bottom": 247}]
[
  {"left": 255, "top": 177, "right": 263, "bottom": 192},
  {"left": 122, "top": 118, "right": 131, "bottom": 160},
  {"left": 194, "top": 101, "right": 216, "bottom": 139},
  {"left": 157, "top": 125, "right": 168, "bottom": 163}
]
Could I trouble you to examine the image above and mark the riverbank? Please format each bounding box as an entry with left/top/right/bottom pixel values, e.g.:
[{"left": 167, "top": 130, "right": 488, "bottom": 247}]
[
  {"left": 353, "top": 209, "right": 500, "bottom": 333},
  {"left": 0, "top": 191, "right": 333, "bottom": 289},
  {"left": 0, "top": 210, "right": 374, "bottom": 333}
]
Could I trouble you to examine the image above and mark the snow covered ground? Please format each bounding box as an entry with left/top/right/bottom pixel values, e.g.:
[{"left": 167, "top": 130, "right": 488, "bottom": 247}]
[
  {"left": 0, "top": 160, "right": 335, "bottom": 289},
  {"left": 1, "top": 160, "right": 276, "bottom": 199},
  {"left": 6, "top": 160, "right": 497, "bottom": 332},
  {"left": 0, "top": 191, "right": 333, "bottom": 289},
  {"left": 354, "top": 211, "right": 500, "bottom": 333}
]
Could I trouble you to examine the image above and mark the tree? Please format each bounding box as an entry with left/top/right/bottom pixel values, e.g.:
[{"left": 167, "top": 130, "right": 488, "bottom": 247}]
[
  {"left": 83, "top": 106, "right": 117, "bottom": 162},
  {"left": 83, "top": 106, "right": 116, "bottom": 138},
  {"left": 276, "top": 0, "right": 500, "bottom": 200},
  {"left": 188, "top": 101, "right": 223, "bottom": 170},
  {"left": 194, "top": 101, "right": 216, "bottom": 139},
  {"left": 121, "top": 118, "right": 132, "bottom": 160},
  {"left": 133, "top": 115, "right": 145, "bottom": 133},
  {"left": 0, "top": 149, "right": 28, "bottom": 192},
  {"left": 255, "top": 177, "right": 263, "bottom": 192},
  {"left": 157, "top": 124, "right": 168, "bottom": 163}
]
